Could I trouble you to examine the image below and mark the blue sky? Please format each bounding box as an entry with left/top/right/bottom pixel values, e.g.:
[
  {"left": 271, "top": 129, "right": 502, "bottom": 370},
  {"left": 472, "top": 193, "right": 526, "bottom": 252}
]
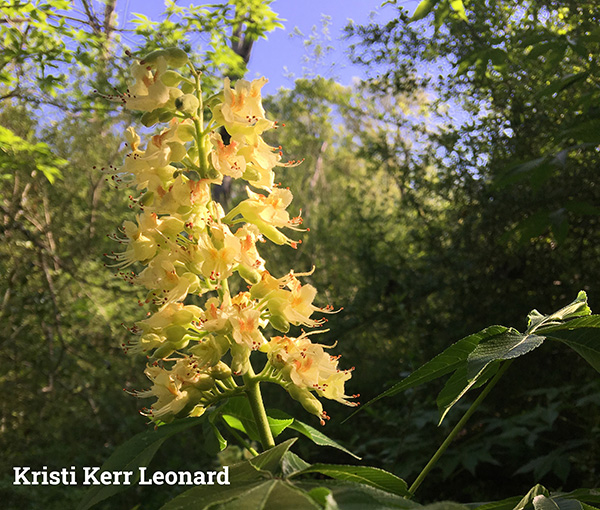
[{"left": 113, "top": 0, "right": 420, "bottom": 94}]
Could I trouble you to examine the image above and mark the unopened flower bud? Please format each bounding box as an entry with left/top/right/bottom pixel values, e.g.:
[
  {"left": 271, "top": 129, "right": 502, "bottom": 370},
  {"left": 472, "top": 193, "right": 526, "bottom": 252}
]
[
  {"left": 237, "top": 264, "right": 261, "bottom": 285},
  {"left": 231, "top": 343, "right": 250, "bottom": 375},
  {"left": 160, "top": 70, "right": 185, "bottom": 87},
  {"left": 288, "top": 386, "right": 324, "bottom": 419},
  {"left": 210, "top": 361, "right": 232, "bottom": 380},
  {"left": 167, "top": 141, "right": 186, "bottom": 162},
  {"left": 166, "top": 325, "right": 187, "bottom": 343},
  {"left": 175, "top": 94, "right": 200, "bottom": 115},
  {"left": 242, "top": 167, "right": 261, "bottom": 182},
  {"left": 192, "top": 373, "right": 215, "bottom": 390},
  {"left": 181, "top": 81, "right": 195, "bottom": 94},
  {"left": 269, "top": 314, "right": 290, "bottom": 333},
  {"left": 140, "top": 47, "right": 188, "bottom": 68},
  {"left": 139, "top": 191, "right": 155, "bottom": 206},
  {"left": 152, "top": 343, "right": 176, "bottom": 360},
  {"left": 177, "top": 123, "right": 196, "bottom": 142}
]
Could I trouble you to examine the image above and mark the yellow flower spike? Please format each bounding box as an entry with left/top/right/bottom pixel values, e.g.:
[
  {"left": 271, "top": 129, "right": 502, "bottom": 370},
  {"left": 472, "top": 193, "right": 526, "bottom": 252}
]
[{"left": 109, "top": 53, "right": 355, "bottom": 426}]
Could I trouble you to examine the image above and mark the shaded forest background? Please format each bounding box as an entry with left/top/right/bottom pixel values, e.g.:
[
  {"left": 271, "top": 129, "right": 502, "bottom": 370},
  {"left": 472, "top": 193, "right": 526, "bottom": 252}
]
[{"left": 0, "top": 0, "right": 598, "bottom": 508}]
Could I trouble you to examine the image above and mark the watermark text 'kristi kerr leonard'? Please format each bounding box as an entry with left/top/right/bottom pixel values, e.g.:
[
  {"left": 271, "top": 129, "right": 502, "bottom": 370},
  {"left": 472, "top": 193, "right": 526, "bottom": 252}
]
[{"left": 13, "top": 466, "right": 230, "bottom": 486}]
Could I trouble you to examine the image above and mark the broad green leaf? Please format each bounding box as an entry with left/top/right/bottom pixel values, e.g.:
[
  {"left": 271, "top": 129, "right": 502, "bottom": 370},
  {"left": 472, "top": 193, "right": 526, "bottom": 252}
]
[
  {"left": 437, "top": 361, "right": 501, "bottom": 423},
  {"left": 410, "top": 0, "right": 438, "bottom": 22},
  {"left": 582, "top": 504, "right": 600, "bottom": 510},
  {"left": 161, "top": 480, "right": 270, "bottom": 510},
  {"left": 296, "top": 480, "right": 420, "bottom": 509},
  {"left": 558, "top": 489, "right": 600, "bottom": 505},
  {"left": 467, "top": 330, "right": 545, "bottom": 379},
  {"left": 250, "top": 438, "right": 298, "bottom": 473},
  {"left": 473, "top": 496, "right": 522, "bottom": 510},
  {"left": 351, "top": 325, "right": 508, "bottom": 414},
  {"left": 533, "top": 496, "right": 582, "bottom": 510},
  {"left": 421, "top": 503, "right": 471, "bottom": 510},
  {"left": 539, "top": 315, "right": 600, "bottom": 373},
  {"left": 289, "top": 419, "right": 361, "bottom": 460},
  {"left": 203, "top": 418, "right": 227, "bottom": 455},
  {"left": 161, "top": 441, "right": 298, "bottom": 509},
  {"left": 282, "top": 451, "right": 311, "bottom": 477},
  {"left": 259, "top": 480, "right": 322, "bottom": 510},
  {"left": 78, "top": 417, "right": 205, "bottom": 510},
  {"left": 220, "top": 397, "right": 294, "bottom": 442},
  {"left": 291, "top": 464, "right": 410, "bottom": 497},
  {"left": 307, "top": 487, "right": 340, "bottom": 510}
]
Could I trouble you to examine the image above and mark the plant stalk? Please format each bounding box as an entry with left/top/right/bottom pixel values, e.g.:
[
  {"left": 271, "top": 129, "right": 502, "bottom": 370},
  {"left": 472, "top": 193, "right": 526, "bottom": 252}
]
[
  {"left": 408, "top": 360, "right": 513, "bottom": 496},
  {"left": 243, "top": 365, "right": 275, "bottom": 450}
]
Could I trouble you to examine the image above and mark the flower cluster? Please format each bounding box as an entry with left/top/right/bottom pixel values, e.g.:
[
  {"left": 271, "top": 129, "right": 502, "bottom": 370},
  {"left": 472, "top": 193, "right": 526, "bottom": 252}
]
[{"left": 105, "top": 48, "right": 356, "bottom": 425}]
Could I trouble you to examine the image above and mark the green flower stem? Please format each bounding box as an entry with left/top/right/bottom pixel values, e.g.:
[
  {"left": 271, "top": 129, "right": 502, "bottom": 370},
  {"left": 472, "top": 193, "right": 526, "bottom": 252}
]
[
  {"left": 243, "top": 365, "right": 275, "bottom": 451},
  {"left": 408, "top": 360, "right": 513, "bottom": 497},
  {"left": 187, "top": 61, "right": 208, "bottom": 176}
]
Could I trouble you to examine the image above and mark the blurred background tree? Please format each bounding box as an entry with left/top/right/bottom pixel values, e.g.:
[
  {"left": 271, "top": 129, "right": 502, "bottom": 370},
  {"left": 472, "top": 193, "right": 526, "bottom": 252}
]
[{"left": 1, "top": 0, "right": 598, "bottom": 508}]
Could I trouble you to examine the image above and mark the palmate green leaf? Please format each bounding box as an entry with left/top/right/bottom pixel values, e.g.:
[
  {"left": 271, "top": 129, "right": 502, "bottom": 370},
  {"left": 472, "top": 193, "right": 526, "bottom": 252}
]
[
  {"left": 537, "top": 315, "right": 600, "bottom": 373},
  {"left": 164, "top": 479, "right": 322, "bottom": 510},
  {"left": 220, "top": 398, "right": 359, "bottom": 459},
  {"left": 474, "top": 487, "right": 600, "bottom": 510},
  {"left": 220, "top": 397, "right": 294, "bottom": 443},
  {"left": 421, "top": 503, "right": 470, "bottom": 510},
  {"left": 467, "top": 330, "right": 546, "bottom": 379},
  {"left": 533, "top": 496, "right": 582, "bottom": 510},
  {"left": 307, "top": 487, "right": 340, "bottom": 510},
  {"left": 281, "top": 451, "right": 311, "bottom": 477},
  {"left": 473, "top": 496, "right": 523, "bottom": 510},
  {"left": 288, "top": 419, "right": 361, "bottom": 460},
  {"left": 77, "top": 417, "right": 205, "bottom": 510},
  {"left": 162, "top": 480, "right": 270, "bottom": 510},
  {"left": 348, "top": 326, "right": 508, "bottom": 415},
  {"left": 203, "top": 416, "right": 228, "bottom": 455},
  {"left": 437, "top": 292, "right": 593, "bottom": 421},
  {"left": 296, "top": 480, "right": 420, "bottom": 509},
  {"left": 161, "top": 440, "right": 318, "bottom": 510},
  {"left": 473, "top": 486, "right": 550, "bottom": 510},
  {"left": 251, "top": 438, "right": 298, "bottom": 473},
  {"left": 558, "top": 489, "right": 600, "bottom": 506},
  {"left": 291, "top": 464, "right": 410, "bottom": 497},
  {"left": 436, "top": 361, "right": 501, "bottom": 424}
]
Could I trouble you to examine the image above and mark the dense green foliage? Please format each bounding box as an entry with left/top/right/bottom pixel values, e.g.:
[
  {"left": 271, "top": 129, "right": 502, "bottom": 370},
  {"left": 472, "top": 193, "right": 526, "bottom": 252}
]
[{"left": 1, "top": 0, "right": 598, "bottom": 508}]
